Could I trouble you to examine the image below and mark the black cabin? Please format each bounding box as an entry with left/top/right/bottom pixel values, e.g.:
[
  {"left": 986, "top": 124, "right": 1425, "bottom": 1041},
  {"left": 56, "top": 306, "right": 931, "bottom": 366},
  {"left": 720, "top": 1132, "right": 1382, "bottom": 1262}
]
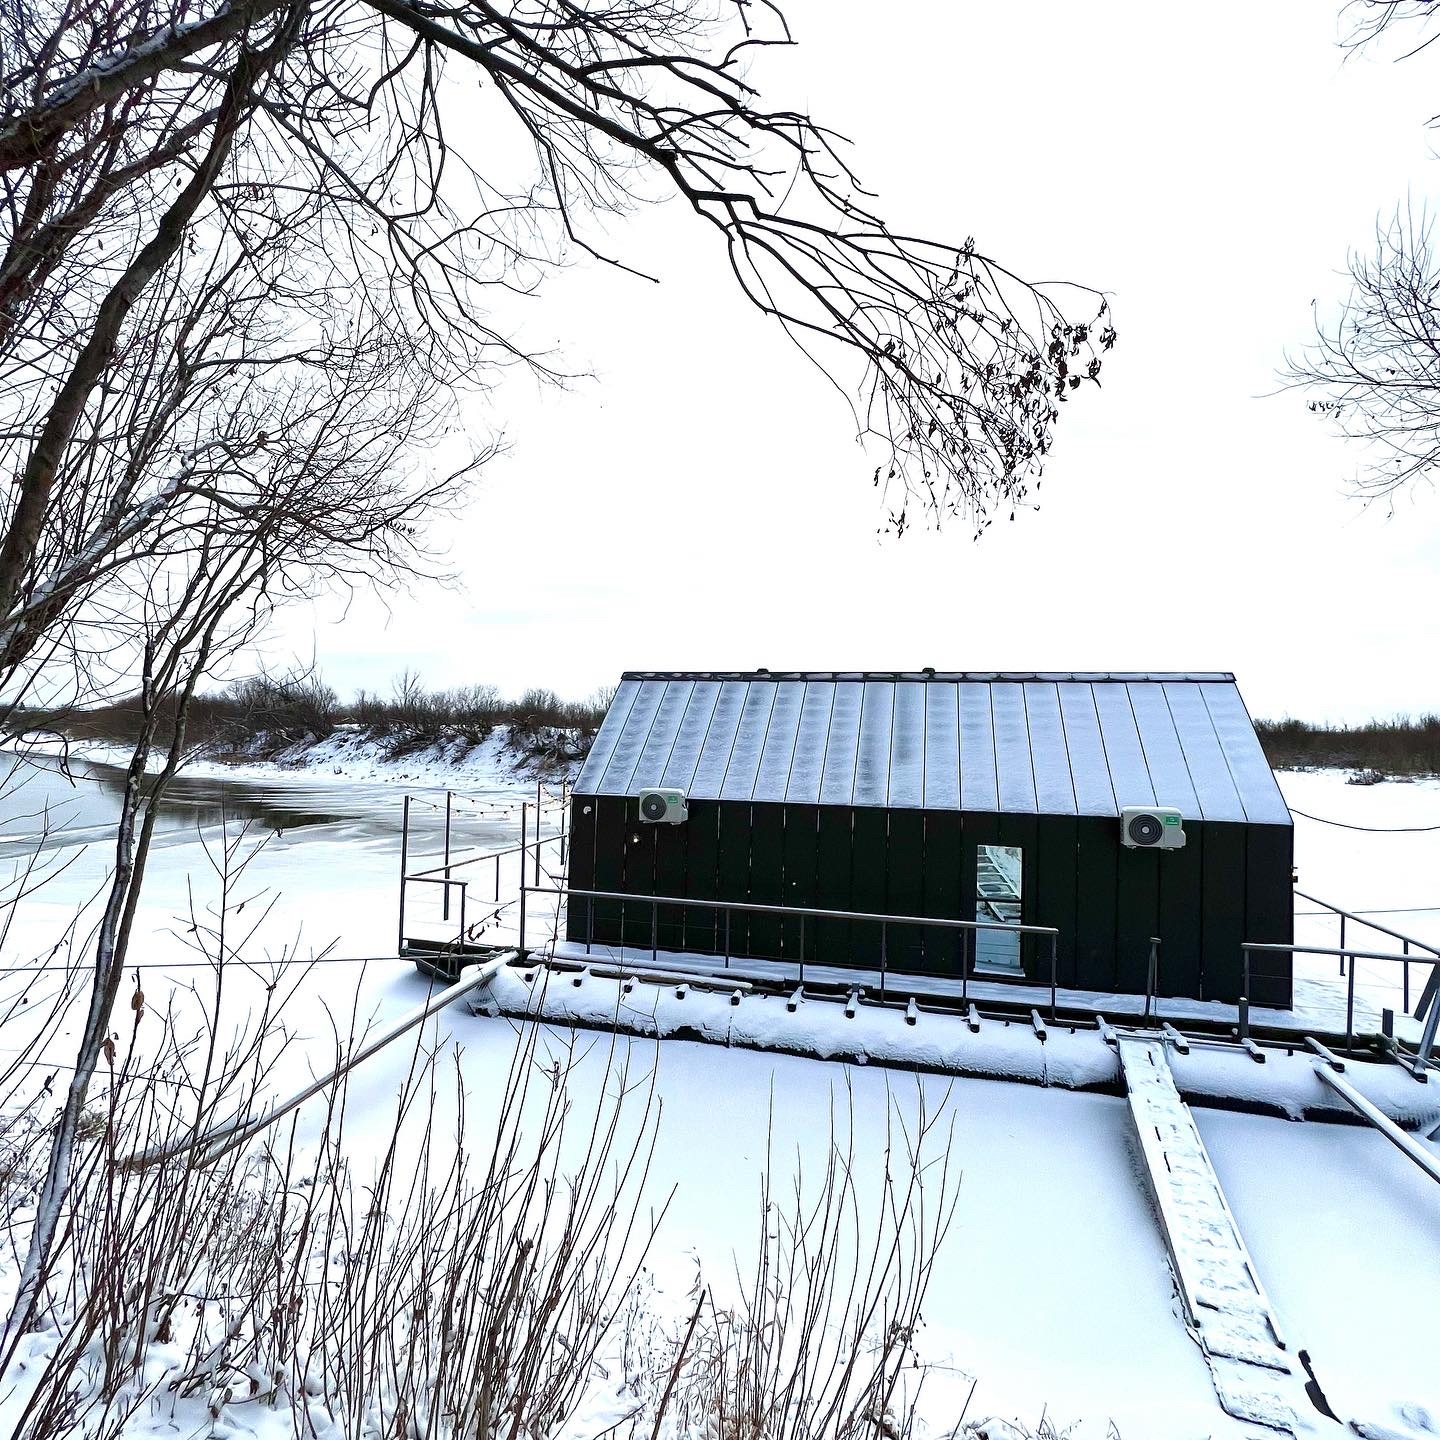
[{"left": 565, "top": 672, "right": 1294, "bottom": 1007}]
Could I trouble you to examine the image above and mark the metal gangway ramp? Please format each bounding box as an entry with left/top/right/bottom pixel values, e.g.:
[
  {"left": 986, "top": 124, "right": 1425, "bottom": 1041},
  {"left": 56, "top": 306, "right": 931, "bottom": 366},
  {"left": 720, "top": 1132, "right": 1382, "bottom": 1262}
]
[{"left": 1117, "top": 1037, "right": 1336, "bottom": 1435}]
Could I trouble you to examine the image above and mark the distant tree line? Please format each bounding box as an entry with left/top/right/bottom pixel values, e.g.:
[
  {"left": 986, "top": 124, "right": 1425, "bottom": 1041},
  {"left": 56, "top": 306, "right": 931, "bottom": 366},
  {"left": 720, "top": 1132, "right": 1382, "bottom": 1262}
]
[
  {"left": 1256, "top": 713, "right": 1440, "bottom": 775},
  {"left": 18, "top": 671, "right": 614, "bottom": 760}
]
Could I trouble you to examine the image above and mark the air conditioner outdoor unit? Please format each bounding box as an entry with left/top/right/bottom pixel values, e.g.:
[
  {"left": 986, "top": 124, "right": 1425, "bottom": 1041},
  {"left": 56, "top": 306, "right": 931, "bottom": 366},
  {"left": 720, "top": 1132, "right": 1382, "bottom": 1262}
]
[
  {"left": 1120, "top": 805, "right": 1186, "bottom": 850},
  {"left": 637, "top": 788, "right": 688, "bottom": 824}
]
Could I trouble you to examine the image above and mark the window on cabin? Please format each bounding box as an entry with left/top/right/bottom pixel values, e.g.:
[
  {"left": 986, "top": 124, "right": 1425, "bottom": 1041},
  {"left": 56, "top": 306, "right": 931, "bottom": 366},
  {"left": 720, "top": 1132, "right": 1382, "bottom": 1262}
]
[{"left": 974, "top": 844, "right": 1023, "bottom": 974}]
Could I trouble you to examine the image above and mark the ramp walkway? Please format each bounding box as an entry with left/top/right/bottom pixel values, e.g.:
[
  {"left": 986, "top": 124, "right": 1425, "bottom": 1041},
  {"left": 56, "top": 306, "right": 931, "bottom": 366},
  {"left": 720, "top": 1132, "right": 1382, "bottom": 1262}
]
[{"left": 1117, "top": 1036, "right": 1334, "bottom": 1435}]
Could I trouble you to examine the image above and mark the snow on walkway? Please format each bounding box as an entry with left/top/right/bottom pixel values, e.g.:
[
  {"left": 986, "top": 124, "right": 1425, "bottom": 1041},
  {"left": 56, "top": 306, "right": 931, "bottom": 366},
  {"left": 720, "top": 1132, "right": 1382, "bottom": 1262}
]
[{"left": 1118, "top": 1037, "right": 1327, "bottom": 1435}]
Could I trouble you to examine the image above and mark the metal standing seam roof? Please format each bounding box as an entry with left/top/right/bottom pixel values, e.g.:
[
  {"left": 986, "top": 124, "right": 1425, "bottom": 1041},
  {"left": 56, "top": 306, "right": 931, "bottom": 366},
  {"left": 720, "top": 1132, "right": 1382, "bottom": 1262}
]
[{"left": 573, "top": 673, "right": 1291, "bottom": 826}]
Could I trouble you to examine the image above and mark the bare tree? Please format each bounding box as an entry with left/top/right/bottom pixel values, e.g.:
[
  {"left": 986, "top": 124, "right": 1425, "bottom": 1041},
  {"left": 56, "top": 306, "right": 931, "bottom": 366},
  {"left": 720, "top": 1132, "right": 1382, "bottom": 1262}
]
[
  {"left": 1282, "top": 204, "right": 1440, "bottom": 497},
  {"left": 1285, "top": 4, "right": 1440, "bottom": 495},
  {"left": 0, "top": 0, "right": 1113, "bottom": 1348}
]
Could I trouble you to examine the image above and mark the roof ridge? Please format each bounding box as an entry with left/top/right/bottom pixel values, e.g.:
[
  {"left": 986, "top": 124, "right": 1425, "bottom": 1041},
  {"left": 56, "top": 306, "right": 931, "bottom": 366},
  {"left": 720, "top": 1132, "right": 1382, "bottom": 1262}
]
[{"left": 618, "top": 671, "right": 1238, "bottom": 684}]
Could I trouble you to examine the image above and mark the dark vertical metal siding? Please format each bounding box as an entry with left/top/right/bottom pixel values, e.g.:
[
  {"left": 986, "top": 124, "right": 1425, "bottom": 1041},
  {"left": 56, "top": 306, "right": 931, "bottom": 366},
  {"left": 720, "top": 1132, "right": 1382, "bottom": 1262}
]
[
  {"left": 922, "top": 811, "right": 963, "bottom": 972},
  {"left": 1115, "top": 847, "right": 1161, "bottom": 992},
  {"left": 849, "top": 808, "right": 888, "bottom": 965},
  {"left": 887, "top": 808, "right": 925, "bottom": 969},
  {"left": 1074, "top": 816, "right": 1119, "bottom": 991},
  {"left": 1200, "top": 821, "right": 1247, "bottom": 1001},
  {"left": 621, "top": 823, "right": 655, "bottom": 948},
  {"left": 682, "top": 800, "right": 721, "bottom": 953},
  {"left": 1245, "top": 823, "right": 1295, "bottom": 1007},
  {"left": 748, "top": 801, "right": 787, "bottom": 955},
  {"left": 1034, "top": 813, "right": 1079, "bottom": 988},
  {"left": 782, "top": 805, "right": 820, "bottom": 959},
  {"left": 565, "top": 795, "right": 597, "bottom": 944},
  {"left": 591, "top": 795, "right": 627, "bottom": 943},
  {"left": 1156, "top": 826, "right": 1204, "bottom": 998},
  {"left": 814, "top": 805, "right": 854, "bottom": 960}
]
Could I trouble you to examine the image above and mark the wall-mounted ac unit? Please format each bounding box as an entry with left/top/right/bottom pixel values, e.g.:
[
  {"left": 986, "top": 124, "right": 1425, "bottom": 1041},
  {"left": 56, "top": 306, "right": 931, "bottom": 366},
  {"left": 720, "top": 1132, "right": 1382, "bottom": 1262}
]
[
  {"left": 638, "top": 788, "right": 688, "bottom": 824},
  {"left": 1121, "top": 805, "right": 1186, "bottom": 850}
]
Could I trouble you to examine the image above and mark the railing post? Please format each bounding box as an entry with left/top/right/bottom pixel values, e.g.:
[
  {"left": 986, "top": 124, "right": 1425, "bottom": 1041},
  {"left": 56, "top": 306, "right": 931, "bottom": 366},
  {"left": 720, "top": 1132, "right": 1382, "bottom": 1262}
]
[
  {"left": 442, "top": 790, "right": 453, "bottom": 922},
  {"left": 397, "top": 794, "right": 411, "bottom": 955},
  {"left": 1238, "top": 948, "right": 1251, "bottom": 1041},
  {"left": 1145, "top": 937, "right": 1159, "bottom": 1021},
  {"left": 1050, "top": 932, "right": 1059, "bottom": 1020},
  {"left": 1346, "top": 951, "right": 1357, "bottom": 1055}
]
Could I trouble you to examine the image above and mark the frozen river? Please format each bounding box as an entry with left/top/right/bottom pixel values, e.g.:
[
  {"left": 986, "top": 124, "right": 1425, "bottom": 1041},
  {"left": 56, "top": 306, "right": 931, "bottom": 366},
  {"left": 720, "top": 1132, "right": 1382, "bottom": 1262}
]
[{"left": 1, "top": 757, "right": 1438, "bottom": 1436}]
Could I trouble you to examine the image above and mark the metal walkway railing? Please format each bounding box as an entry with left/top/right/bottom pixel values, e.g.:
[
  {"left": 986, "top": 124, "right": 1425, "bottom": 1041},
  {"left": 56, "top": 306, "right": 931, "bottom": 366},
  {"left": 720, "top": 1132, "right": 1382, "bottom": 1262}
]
[{"left": 519, "top": 882, "right": 1063, "bottom": 1014}]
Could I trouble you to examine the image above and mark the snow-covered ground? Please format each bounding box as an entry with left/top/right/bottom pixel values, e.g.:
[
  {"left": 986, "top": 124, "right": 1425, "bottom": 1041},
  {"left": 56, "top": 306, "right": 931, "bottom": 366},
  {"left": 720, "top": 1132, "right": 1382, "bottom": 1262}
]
[{"left": 1, "top": 761, "right": 1438, "bottom": 1437}]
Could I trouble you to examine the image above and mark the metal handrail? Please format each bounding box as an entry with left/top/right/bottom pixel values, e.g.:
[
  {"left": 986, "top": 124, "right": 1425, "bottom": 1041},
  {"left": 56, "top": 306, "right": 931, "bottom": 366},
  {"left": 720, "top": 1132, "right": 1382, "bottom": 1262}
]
[
  {"left": 405, "top": 830, "right": 561, "bottom": 880},
  {"left": 1294, "top": 887, "right": 1440, "bottom": 1021},
  {"left": 1294, "top": 888, "right": 1440, "bottom": 958},
  {"left": 1240, "top": 940, "right": 1438, "bottom": 1073},
  {"left": 518, "top": 882, "right": 1063, "bottom": 1016}
]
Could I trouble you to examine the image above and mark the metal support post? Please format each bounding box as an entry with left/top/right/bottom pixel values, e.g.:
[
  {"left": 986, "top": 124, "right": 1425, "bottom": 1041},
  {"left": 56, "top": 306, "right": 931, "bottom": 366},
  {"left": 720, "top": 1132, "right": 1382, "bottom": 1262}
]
[
  {"left": 1051, "top": 933, "right": 1060, "bottom": 1020},
  {"left": 397, "top": 794, "right": 411, "bottom": 954},
  {"left": 443, "top": 790, "right": 453, "bottom": 922},
  {"left": 1238, "top": 949, "right": 1251, "bottom": 1041},
  {"left": 1346, "top": 953, "right": 1357, "bottom": 1055}
]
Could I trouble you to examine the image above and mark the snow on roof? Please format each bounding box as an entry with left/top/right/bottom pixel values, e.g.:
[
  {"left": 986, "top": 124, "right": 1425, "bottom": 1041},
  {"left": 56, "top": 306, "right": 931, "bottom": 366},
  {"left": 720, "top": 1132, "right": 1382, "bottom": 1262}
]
[{"left": 575, "top": 673, "right": 1291, "bottom": 825}]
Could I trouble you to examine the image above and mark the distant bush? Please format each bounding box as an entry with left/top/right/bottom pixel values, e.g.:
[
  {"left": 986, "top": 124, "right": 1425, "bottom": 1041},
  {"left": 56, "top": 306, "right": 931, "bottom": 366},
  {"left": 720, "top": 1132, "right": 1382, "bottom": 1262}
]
[
  {"left": 1256, "top": 714, "right": 1440, "bottom": 776},
  {"left": 16, "top": 670, "right": 610, "bottom": 769}
]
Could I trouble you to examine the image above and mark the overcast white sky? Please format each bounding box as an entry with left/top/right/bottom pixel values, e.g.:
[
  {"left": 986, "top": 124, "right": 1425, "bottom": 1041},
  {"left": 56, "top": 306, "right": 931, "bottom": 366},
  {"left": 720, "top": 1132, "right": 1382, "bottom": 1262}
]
[{"left": 276, "top": 0, "right": 1440, "bottom": 723}]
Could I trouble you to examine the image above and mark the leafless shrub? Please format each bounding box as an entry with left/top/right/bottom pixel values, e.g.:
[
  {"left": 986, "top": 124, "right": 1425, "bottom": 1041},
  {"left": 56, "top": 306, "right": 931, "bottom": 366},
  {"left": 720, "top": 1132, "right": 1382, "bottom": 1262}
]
[
  {"left": 637, "top": 1078, "right": 958, "bottom": 1440},
  {"left": 3, "top": 836, "right": 667, "bottom": 1440}
]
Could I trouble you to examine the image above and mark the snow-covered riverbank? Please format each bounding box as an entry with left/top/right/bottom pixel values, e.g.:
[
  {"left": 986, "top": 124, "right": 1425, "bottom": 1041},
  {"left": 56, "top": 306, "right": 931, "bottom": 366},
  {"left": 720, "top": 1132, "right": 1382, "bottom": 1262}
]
[{"left": 6, "top": 722, "right": 582, "bottom": 791}]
